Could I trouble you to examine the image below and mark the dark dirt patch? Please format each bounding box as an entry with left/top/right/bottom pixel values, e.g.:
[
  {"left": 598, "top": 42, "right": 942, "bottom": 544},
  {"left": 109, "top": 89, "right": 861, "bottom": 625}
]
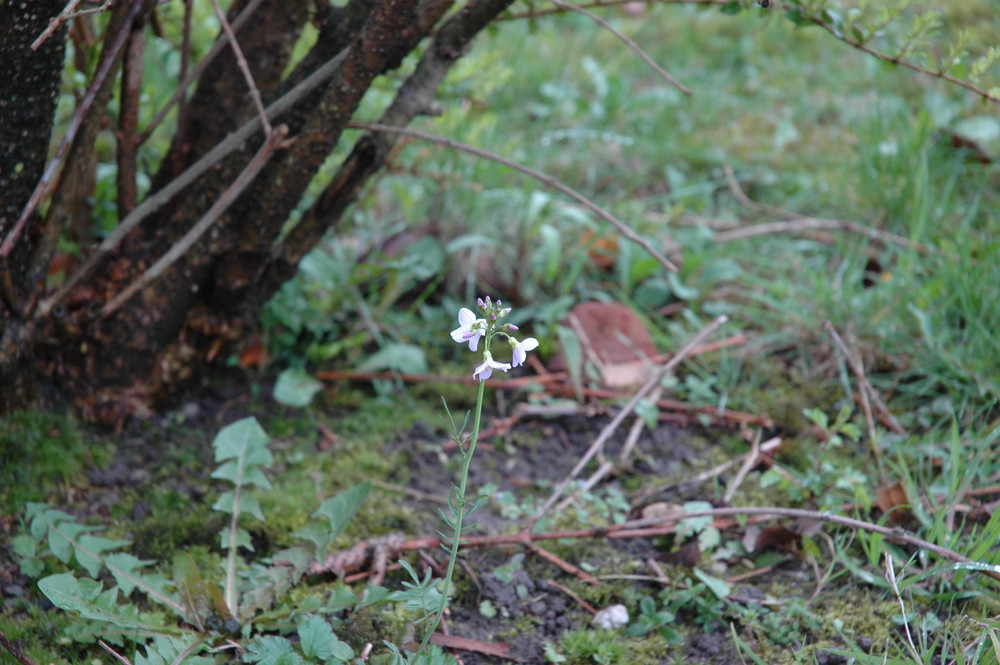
[{"left": 2, "top": 396, "right": 861, "bottom": 665}]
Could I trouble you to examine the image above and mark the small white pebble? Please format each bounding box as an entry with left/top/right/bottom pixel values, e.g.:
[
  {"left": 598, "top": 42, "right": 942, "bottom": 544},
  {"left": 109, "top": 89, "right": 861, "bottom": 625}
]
[{"left": 590, "top": 604, "right": 629, "bottom": 630}]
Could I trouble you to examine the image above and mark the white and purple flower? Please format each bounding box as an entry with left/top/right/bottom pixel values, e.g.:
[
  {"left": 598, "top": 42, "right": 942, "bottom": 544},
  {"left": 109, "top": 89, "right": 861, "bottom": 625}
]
[
  {"left": 510, "top": 337, "right": 539, "bottom": 368},
  {"left": 450, "top": 307, "right": 486, "bottom": 351},
  {"left": 473, "top": 352, "right": 511, "bottom": 381}
]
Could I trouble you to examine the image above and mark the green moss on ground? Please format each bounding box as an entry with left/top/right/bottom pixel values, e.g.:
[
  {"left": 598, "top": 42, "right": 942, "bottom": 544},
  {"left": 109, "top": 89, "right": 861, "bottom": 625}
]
[{"left": 0, "top": 409, "right": 112, "bottom": 514}]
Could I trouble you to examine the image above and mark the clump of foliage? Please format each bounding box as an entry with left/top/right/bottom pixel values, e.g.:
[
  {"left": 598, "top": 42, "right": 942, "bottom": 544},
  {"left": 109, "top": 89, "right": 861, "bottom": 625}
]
[{"left": 12, "top": 417, "right": 370, "bottom": 663}]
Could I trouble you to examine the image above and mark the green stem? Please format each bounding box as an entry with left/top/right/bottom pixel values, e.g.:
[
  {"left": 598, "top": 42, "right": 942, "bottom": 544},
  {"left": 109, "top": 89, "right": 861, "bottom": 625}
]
[{"left": 417, "top": 377, "right": 487, "bottom": 658}]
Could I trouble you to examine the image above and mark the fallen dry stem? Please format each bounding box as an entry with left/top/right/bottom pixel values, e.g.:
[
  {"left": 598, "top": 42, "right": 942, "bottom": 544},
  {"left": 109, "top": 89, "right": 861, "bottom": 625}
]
[
  {"left": 314, "top": 505, "right": 1000, "bottom": 584},
  {"left": 720, "top": 165, "right": 935, "bottom": 256},
  {"left": 823, "top": 320, "right": 906, "bottom": 436},
  {"left": 524, "top": 315, "right": 729, "bottom": 530}
]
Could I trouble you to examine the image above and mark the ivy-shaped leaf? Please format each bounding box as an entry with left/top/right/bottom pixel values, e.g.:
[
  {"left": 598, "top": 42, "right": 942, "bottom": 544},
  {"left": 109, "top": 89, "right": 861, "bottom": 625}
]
[
  {"left": 244, "top": 636, "right": 304, "bottom": 665},
  {"left": 297, "top": 614, "right": 354, "bottom": 662}
]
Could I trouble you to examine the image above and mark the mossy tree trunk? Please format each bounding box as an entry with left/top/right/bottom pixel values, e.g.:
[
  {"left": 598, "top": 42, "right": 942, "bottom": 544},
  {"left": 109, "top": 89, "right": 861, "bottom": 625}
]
[{"left": 0, "top": 0, "right": 515, "bottom": 426}]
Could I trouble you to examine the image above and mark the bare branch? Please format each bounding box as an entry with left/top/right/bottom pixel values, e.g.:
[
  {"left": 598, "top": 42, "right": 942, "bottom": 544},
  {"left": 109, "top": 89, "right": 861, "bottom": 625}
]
[
  {"left": 31, "top": 0, "right": 113, "bottom": 50},
  {"left": 139, "top": 0, "right": 265, "bottom": 145},
  {"left": 1, "top": 0, "right": 147, "bottom": 259},
  {"left": 99, "top": 125, "right": 290, "bottom": 320},
  {"left": 351, "top": 122, "right": 679, "bottom": 273},
  {"left": 209, "top": 0, "right": 272, "bottom": 136},
  {"left": 548, "top": 0, "right": 691, "bottom": 96},
  {"left": 116, "top": 16, "right": 146, "bottom": 217},
  {"left": 807, "top": 13, "right": 1000, "bottom": 105},
  {"left": 37, "top": 48, "right": 349, "bottom": 319}
]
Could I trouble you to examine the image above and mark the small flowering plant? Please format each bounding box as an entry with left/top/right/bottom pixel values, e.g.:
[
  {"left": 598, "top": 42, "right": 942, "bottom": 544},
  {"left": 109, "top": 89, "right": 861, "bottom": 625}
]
[
  {"left": 450, "top": 296, "right": 538, "bottom": 380},
  {"left": 412, "top": 297, "right": 537, "bottom": 660}
]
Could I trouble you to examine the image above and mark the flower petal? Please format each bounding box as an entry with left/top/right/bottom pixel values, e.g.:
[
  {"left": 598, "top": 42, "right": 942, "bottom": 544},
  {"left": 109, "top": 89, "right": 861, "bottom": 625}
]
[{"left": 457, "top": 308, "right": 477, "bottom": 326}]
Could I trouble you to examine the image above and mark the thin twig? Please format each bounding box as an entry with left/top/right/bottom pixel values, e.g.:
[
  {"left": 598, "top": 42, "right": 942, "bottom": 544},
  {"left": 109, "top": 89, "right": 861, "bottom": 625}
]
[
  {"left": 634, "top": 436, "right": 783, "bottom": 505},
  {"left": 140, "top": 0, "right": 265, "bottom": 145},
  {"left": 0, "top": 630, "right": 39, "bottom": 665},
  {"left": 823, "top": 320, "right": 906, "bottom": 437},
  {"left": 524, "top": 315, "right": 729, "bottom": 530},
  {"left": 321, "top": 504, "right": 1000, "bottom": 583},
  {"left": 720, "top": 166, "right": 935, "bottom": 255},
  {"left": 99, "top": 640, "right": 133, "bottom": 665},
  {"left": 37, "top": 48, "right": 348, "bottom": 319},
  {"left": 1, "top": 0, "right": 147, "bottom": 260},
  {"left": 723, "top": 430, "right": 761, "bottom": 504},
  {"left": 806, "top": 14, "right": 1000, "bottom": 105},
  {"left": 503, "top": 0, "right": 732, "bottom": 20},
  {"left": 622, "top": 506, "right": 1000, "bottom": 581},
  {"left": 31, "top": 0, "right": 114, "bottom": 50},
  {"left": 546, "top": 579, "right": 598, "bottom": 613},
  {"left": 524, "top": 541, "right": 601, "bottom": 585},
  {"left": 548, "top": 0, "right": 690, "bottom": 95},
  {"left": 99, "top": 125, "right": 289, "bottom": 319},
  {"left": 117, "top": 16, "right": 146, "bottom": 217},
  {"left": 350, "top": 122, "right": 678, "bottom": 273},
  {"left": 208, "top": 0, "right": 272, "bottom": 136}
]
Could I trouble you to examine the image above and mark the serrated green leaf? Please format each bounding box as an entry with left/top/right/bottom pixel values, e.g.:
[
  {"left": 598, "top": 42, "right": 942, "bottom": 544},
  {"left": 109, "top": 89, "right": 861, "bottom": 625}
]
[
  {"left": 212, "top": 461, "right": 273, "bottom": 489},
  {"left": 273, "top": 369, "right": 324, "bottom": 408},
  {"left": 103, "top": 552, "right": 156, "bottom": 597},
  {"left": 47, "top": 521, "right": 97, "bottom": 564},
  {"left": 76, "top": 534, "right": 131, "bottom": 577},
  {"left": 213, "top": 492, "right": 265, "bottom": 521},
  {"left": 12, "top": 534, "right": 36, "bottom": 558},
  {"left": 38, "top": 573, "right": 172, "bottom": 634},
  {"left": 244, "top": 636, "right": 304, "bottom": 665},
  {"left": 292, "top": 523, "right": 328, "bottom": 550},
  {"left": 219, "top": 527, "right": 253, "bottom": 552},
  {"left": 298, "top": 614, "right": 335, "bottom": 660},
  {"left": 312, "top": 482, "right": 370, "bottom": 544},
  {"left": 212, "top": 417, "right": 272, "bottom": 466},
  {"left": 134, "top": 635, "right": 210, "bottom": 665}
]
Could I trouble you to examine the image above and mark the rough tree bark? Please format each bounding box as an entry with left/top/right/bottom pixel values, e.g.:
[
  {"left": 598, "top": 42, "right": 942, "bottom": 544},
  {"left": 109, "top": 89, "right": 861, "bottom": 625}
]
[{"left": 0, "top": 0, "right": 516, "bottom": 426}]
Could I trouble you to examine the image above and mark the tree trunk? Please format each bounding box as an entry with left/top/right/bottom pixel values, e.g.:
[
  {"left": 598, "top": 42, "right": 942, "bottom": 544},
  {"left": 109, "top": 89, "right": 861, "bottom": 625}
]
[
  {"left": 0, "top": 0, "right": 516, "bottom": 427},
  {"left": 0, "top": 0, "right": 67, "bottom": 412}
]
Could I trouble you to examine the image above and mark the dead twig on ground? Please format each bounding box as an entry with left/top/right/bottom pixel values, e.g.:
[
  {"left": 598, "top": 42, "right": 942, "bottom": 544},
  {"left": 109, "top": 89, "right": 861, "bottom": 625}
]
[
  {"left": 635, "top": 436, "right": 783, "bottom": 505},
  {"left": 720, "top": 165, "right": 937, "bottom": 256},
  {"left": 524, "top": 315, "right": 729, "bottom": 531},
  {"left": 311, "top": 504, "right": 1000, "bottom": 585},
  {"left": 524, "top": 541, "right": 601, "bottom": 585},
  {"left": 723, "top": 430, "right": 762, "bottom": 504},
  {"left": 546, "top": 579, "right": 598, "bottom": 614},
  {"left": 823, "top": 320, "right": 906, "bottom": 436},
  {"left": 0, "top": 629, "right": 39, "bottom": 665}
]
